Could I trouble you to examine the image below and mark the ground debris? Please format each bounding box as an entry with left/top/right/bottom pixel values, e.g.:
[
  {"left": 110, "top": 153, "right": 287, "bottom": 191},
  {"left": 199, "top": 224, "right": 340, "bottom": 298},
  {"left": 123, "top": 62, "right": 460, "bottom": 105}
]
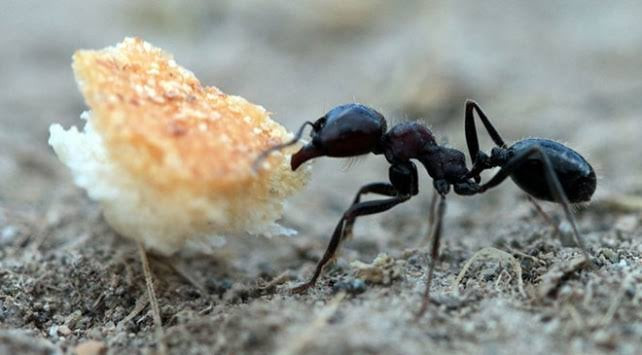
[
  {"left": 331, "top": 278, "right": 367, "bottom": 295},
  {"left": 350, "top": 253, "right": 403, "bottom": 285},
  {"left": 455, "top": 247, "right": 526, "bottom": 297},
  {"left": 274, "top": 293, "right": 345, "bottom": 355},
  {"left": 537, "top": 256, "right": 588, "bottom": 299},
  {"left": 0, "top": 330, "right": 61, "bottom": 355}
]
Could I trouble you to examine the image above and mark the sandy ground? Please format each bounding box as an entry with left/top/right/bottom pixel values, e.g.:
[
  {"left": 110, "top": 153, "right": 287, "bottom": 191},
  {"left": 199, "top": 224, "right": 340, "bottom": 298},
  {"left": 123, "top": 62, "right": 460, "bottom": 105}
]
[{"left": 1, "top": 1, "right": 641, "bottom": 354}]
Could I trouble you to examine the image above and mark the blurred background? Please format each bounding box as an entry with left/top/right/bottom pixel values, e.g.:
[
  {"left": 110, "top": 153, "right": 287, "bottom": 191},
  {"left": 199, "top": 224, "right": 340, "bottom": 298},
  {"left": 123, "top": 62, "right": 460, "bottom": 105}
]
[
  {"left": 1, "top": 0, "right": 640, "bottom": 214},
  {"left": 1, "top": 1, "right": 641, "bottom": 353}
]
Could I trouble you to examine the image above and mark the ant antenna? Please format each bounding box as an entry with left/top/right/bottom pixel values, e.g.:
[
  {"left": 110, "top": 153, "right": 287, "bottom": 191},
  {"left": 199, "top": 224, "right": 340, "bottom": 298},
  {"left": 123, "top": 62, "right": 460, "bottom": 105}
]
[{"left": 252, "top": 121, "right": 315, "bottom": 173}]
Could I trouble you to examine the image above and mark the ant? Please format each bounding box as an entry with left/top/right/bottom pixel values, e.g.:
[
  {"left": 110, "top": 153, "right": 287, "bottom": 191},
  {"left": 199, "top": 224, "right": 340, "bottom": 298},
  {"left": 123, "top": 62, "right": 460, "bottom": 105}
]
[{"left": 254, "top": 100, "right": 596, "bottom": 317}]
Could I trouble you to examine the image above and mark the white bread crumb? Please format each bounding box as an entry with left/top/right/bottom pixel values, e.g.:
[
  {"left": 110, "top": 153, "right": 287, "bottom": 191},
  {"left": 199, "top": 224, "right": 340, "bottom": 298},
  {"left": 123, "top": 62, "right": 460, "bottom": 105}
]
[{"left": 49, "top": 38, "right": 309, "bottom": 254}]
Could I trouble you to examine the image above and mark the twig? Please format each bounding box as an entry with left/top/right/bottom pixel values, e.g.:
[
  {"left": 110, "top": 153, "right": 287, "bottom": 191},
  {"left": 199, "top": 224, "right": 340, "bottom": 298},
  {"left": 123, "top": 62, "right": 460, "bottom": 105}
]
[
  {"left": 165, "top": 258, "right": 208, "bottom": 296},
  {"left": 455, "top": 247, "right": 526, "bottom": 298},
  {"left": 118, "top": 295, "right": 149, "bottom": 329},
  {"left": 504, "top": 245, "right": 546, "bottom": 266},
  {"left": 259, "top": 270, "right": 292, "bottom": 290},
  {"left": 137, "top": 242, "right": 167, "bottom": 355}
]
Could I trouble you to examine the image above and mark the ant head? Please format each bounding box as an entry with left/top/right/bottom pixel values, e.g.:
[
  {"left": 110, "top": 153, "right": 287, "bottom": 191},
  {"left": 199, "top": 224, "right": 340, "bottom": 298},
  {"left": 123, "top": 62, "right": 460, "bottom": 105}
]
[{"left": 291, "top": 104, "right": 387, "bottom": 170}]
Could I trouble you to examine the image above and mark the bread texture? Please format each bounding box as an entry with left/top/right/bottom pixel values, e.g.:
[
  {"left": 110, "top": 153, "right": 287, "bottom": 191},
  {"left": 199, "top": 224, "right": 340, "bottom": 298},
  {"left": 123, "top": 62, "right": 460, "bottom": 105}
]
[{"left": 49, "top": 37, "right": 308, "bottom": 254}]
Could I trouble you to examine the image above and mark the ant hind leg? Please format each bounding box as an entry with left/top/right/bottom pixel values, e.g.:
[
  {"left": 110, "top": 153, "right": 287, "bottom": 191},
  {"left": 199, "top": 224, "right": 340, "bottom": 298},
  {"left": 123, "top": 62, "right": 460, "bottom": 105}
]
[
  {"left": 463, "top": 100, "right": 508, "bottom": 182},
  {"left": 478, "top": 146, "right": 592, "bottom": 264},
  {"left": 526, "top": 195, "right": 561, "bottom": 236},
  {"left": 464, "top": 100, "right": 507, "bottom": 163}
]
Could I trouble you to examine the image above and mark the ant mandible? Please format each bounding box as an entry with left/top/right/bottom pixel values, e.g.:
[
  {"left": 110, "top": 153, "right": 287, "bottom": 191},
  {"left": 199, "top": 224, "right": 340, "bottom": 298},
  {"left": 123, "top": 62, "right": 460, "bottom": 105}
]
[{"left": 254, "top": 100, "right": 596, "bottom": 317}]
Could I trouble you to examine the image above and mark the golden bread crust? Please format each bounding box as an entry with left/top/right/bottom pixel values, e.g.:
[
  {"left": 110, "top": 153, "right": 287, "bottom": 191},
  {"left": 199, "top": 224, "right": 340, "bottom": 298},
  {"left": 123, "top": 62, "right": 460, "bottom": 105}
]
[
  {"left": 49, "top": 37, "right": 308, "bottom": 253},
  {"left": 72, "top": 37, "right": 291, "bottom": 195}
]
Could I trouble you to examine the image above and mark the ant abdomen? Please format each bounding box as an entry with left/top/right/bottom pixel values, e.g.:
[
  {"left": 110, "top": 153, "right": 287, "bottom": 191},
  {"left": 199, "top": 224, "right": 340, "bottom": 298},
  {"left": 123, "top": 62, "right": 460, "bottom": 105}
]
[{"left": 506, "top": 138, "right": 596, "bottom": 203}]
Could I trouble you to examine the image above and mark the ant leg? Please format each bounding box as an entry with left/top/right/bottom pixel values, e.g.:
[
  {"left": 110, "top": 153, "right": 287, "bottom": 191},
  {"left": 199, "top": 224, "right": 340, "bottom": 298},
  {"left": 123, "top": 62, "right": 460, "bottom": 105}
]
[
  {"left": 428, "top": 188, "right": 438, "bottom": 227},
  {"left": 137, "top": 242, "right": 167, "bottom": 354},
  {"left": 420, "top": 189, "right": 439, "bottom": 246},
  {"left": 416, "top": 193, "right": 446, "bottom": 318},
  {"left": 526, "top": 195, "right": 561, "bottom": 236},
  {"left": 465, "top": 99, "right": 507, "bottom": 158},
  {"left": 343, "top": 183, "right": 397, "bottom": 239},
  {"left": 464, "top": 100, "right": 507, "bottom": 181},
  {"left": 479, "top": 146, "right": 591, "bottom": 263},
  {"left": 291, "top": 194, "right": 411, "bottom": 294}
]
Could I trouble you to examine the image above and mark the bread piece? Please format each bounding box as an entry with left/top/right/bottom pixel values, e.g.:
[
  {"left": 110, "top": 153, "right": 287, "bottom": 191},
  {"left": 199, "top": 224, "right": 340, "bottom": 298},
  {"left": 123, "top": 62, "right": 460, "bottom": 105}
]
[{"left": 49, "top": 37, "right": 308, "bottom": 254}]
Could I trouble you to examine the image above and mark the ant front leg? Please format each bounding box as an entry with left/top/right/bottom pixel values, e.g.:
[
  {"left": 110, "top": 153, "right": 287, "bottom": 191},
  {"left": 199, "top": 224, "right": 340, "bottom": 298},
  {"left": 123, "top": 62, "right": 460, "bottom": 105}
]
[
  {"left": 343, "top": 183, "right": 398, "bottom": 240},
  {"left": 291, "top": 192, "right": 411, "bottom": 294},
  {"left": 292, "top": 162, "right": 418, "bottom": 294},
  {"left": 478, "top": 146, "right": 592, "bottom": 263},
  {"left": 464, "top": 100, "right": 507, "bottom": 182}
]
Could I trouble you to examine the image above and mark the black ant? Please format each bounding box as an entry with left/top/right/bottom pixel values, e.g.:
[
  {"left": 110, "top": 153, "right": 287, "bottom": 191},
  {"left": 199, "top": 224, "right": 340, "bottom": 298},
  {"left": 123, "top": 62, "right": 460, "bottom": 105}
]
[{"left": 254, "top": 100, "right": 596, "bottom": 317}]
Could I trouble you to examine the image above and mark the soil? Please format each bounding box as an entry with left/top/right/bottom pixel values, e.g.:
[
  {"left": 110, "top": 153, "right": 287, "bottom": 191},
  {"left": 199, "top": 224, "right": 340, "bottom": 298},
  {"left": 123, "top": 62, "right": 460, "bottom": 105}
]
[{"left": 1, "top": 1, "right": 641, "bottom": 354}]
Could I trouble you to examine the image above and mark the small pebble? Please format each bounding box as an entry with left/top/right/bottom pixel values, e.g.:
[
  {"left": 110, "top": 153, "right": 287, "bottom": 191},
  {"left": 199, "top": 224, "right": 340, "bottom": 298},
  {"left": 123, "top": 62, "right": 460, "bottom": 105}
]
[
  {"left": 598, "top": 248, "right": 618, "bottom": 264},
  {"left": 75, "top": 340, "right": 107, "bottom": 355},
  {"left": 351, "top": 253, "right": 402, "bottom": 285},
  {"left": 65, "top": 309, "right": 82, "bottom": 327},
  {"left": 594, "top": 329, "right": 616, "bottom": 349},
  {"left": 87, "top": 328, "right": 102, "bottom": 339},
  {"left": 558, "top": 221, "right": 576, "bottom": 247},
  {"left": 57, "top": 325, "right": 72, "bottom": 336},
  {"left": 0, "top": 226, "right": 18, "bottom": 243},
  {"left": 480, "top": 266, "right": 499, "bottom": 281},
  {"left": 48, "top": 326, "right": 58, "bottom": 338},
  {"left": 332, "top": 279, "right": 367, "bottom": 295}
]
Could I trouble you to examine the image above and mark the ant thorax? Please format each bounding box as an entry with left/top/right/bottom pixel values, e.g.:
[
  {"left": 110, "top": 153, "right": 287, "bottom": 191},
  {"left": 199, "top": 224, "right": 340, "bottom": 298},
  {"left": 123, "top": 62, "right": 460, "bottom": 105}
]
[
  {"left": 418, "top": 145, "right": 469, "bottom": 183},
  {"left": 381, "top": 122, "right": 436, "bottom": 163}
]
